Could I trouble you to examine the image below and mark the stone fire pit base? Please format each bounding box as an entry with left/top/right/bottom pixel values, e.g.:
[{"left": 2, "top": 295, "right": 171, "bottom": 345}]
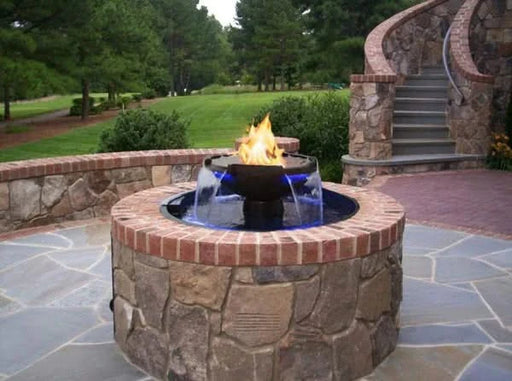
[
  {"left": 111, "top": 183, "right": 404, "bottom": 380},
  {"left": 112, "top": 239, "right": 402, "bottom": 380}
]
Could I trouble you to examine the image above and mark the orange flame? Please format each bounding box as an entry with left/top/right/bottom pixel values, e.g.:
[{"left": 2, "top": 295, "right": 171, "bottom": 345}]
[{"left": 237, "top": 114, "right": 284, "bottom": 166}]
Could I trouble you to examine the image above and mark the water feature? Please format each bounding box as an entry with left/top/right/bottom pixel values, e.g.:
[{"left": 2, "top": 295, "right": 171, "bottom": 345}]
[{"left": 161, "top": 153, "right": 358, "bottom": 231}]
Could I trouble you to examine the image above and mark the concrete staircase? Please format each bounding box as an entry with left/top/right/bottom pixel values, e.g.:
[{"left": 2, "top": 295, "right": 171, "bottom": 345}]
[{"left": 393, "top": 65, "right": 455, "bottom": 155}]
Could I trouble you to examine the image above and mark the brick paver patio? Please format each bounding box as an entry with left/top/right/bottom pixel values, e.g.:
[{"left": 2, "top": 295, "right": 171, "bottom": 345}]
[
  {"left": 371, "top": 169, "right": 512, "bottom": 239},
  {"left": 0, "top": 219, "right": 511, "bottom": 380}
]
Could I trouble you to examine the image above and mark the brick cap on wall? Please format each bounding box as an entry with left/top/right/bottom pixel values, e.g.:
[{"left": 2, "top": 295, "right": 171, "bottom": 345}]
[
  {"left": 350, "top": 74, "right": 397, "bottom": 83},
  {"left": 364, "top": 0, "right": 449, "bottom": 76},
  {"left": 0, "top": 148, "right": 232, "bottom": 183},
  {"left": 111, "top": 182, "right": 405, "bottom": 267},
  {"left": 450, "top": 0, "right": 494, "bottom": 84}
]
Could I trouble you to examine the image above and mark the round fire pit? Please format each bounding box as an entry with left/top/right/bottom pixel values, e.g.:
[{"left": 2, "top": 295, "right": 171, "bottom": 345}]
[{"left": 111, "top": 182, "right": 404, "bottom": 381}]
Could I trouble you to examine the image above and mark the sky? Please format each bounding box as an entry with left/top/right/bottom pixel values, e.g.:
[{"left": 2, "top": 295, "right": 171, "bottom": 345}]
[{"left": 198, "top": 0, "right": 238, "bottom": 27}]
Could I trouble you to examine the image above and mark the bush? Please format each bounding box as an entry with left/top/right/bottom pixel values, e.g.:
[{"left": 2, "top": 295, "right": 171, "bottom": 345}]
[
  {"left": 98, "top": 108, "right": 189, "bottom": 153},
  {"left": 69, "top": 97, "right": 96, "bottom": 116},
  {"left": 142, "top": 89, "right": 157, "bottom": 99},
  {"left": 252, "top": 92, "right": 349, "bottom": 182},
  {"left": 116, "top": 96, "right": 132, "bottom": 108},
  {"left": 132, "top": 93, "right": 143, "bottom": 102}
]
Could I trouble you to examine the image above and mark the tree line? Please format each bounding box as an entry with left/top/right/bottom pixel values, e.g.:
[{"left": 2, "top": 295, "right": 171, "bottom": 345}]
[{"left": 0, "top": 0, "right": 416, "bottom": 121}]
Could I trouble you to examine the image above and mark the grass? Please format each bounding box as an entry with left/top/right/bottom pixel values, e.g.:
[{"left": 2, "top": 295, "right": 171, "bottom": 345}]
[
  {"left": 0, "top": 90, "right": 348, "bottom": 162},
  {"left": 4, "top": 93, "right": 128, "bottom": 121}
]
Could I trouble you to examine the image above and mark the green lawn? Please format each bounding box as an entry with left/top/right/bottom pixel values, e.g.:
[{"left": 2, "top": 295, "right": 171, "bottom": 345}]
[
  {"left": 0, "top": 90, "right": 348, "bottom": 162},
  {"left": 5, "top": 94, "right": 108, "bottom": 120}
]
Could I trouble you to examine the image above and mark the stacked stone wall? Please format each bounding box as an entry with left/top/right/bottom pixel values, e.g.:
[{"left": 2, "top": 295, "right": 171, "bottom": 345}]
[
  {"left": 349, "top": 77, "right": 396, "bottom": 160},
  {"left": 470, "top": 0, "right": 512, "bottom": 131},
  {"left": 449, "top": 0, "right": 496, "bottom": 155},
  {"left": 113, "top": 240, "right": 403, "bottom": 381},
  {"left": 0, "top": 149, "right": 229, "bottom": 233},
  {"left": 0, "top": 138, "right": 299, "bottom": 234},
  {"left": 382, "top": 0, "right": 462, "bottom": 75},
  {"left": 349, "top": 0, "right": 462, "bottom": 163}
]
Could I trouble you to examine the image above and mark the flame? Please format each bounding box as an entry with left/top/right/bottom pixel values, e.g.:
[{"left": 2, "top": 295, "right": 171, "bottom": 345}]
[{"left": 237, "top": 114, "right": 284, "bottom": 166}]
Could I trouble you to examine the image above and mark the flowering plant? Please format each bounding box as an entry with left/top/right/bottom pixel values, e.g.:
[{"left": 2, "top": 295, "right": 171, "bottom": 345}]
[{"left": 487, "top": 133, "right": 512, "bottom": 171}]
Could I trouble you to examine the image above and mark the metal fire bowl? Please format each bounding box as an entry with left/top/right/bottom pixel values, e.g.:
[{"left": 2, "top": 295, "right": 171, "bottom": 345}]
[{"left": 204, "top": 153, "right": 317, "bottom": 202}]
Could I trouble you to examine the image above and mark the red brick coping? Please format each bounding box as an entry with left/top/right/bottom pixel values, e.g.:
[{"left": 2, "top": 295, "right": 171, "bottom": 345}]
[
  {"left": 450, "top": 0, "right": 494, "bottom": 84},
  {"left": 362, "top": 0, "right": 449, "bottom": 77},
  {"left": 111, "top": 182, "right": 405, "bottom": 267},
  {"left": 235, "top": 136, "right": 299, "bottom": 153},
  {"left": 0, "top": 149, "right": 231, "bottom": 183}
]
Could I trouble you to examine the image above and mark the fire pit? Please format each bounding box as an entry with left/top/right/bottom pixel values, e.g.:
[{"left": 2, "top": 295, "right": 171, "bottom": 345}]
[{"left": 111, "top": 116, "right": 404, "bottom": 380}]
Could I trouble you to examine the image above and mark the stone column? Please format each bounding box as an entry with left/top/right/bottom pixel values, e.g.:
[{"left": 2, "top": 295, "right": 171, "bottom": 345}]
[{"left": 349, "top": 75, "right": 396, "bottom": 160}]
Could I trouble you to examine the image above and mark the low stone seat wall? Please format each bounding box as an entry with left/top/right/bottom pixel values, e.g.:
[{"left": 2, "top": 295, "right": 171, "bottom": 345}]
[{"left": 0, "top": 137, "right": 299, "bottom": 234}]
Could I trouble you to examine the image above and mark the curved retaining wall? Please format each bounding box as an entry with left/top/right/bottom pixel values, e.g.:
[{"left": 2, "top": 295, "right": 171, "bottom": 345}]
[
  {"left": 111, "top": 182, "right": 405, "bottom": 380},
  {"left": 448, "top": 0, "right": 495, "bottom": 155},
  {"left": 349, "top": 0, "right": 462, "bottom": 162},
  {"left": 0, "top": 138, "right": 299, "bottom": 234}
]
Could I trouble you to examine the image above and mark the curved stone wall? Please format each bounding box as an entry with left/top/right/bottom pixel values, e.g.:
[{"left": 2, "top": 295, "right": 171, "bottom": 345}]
[
  {"left": 0, "top": 138, "right": 299, "bottom": 234},
  {"left": 0, "top": 149, "right": 229, "bottom": 233},
  {"left": 111, "top": 182, "right": 405, "bottom": 380},
  {"left": 365, "top": 0, "right": 462, "bottom": 77},
  {"left": 349, "top": 0, "right": 462, "bottom": 162},
  {"left": 470, "top": 0, "right": 512, "bottom": 130},
  {"left": 448, "top": 0, "right": 496, "bottom": 154}
]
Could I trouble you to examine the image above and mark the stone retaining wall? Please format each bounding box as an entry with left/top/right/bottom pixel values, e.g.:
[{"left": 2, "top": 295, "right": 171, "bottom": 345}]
[
  {"left": 0, "top": 150, "right": 229, "bottom": 233},
  {"left": 111, "top": 182, "right": 405, "bottom": 380},
  {"left": 470, "top": 0, "right": 512, "bottom": 131},
  {"left": 349, "top": 0, "right": 462, "bottom": 162},
  {"left": 448, "top": 0, "right": 495, "bottom": 155},
  {"left": 0, "top": 138, "right": 300, "bottom": 234}
]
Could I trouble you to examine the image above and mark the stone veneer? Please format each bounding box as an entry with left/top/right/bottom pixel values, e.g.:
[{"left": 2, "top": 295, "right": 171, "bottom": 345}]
[
  {"left": 471, "top": 0, "right": 512, "bottom": 131},
  {"left": 349, "top": 0, "right": 462, "bottom": 162},
  {"left": 111, "top": 182, "right": 405, "bottom": 380},
  {"left": 448, "top": 0, "right": 496, "bottom": 155},
  {"left": 0, "top": 138, "right": 297, "bottom": 234}
]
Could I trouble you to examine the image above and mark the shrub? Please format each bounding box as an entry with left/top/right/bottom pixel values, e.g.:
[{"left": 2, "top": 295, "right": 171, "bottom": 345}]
[
  {"left": 142, "top": 89, "right": 157, "bottom": 99},
  {"left": 252, "top": 92, "right": 349, "bottom": 181},
  {"left": 69, "top": 97, "right": 96, "bottom": 116},
  {"left": 487, "top": 133, "right": 512, "bottom": 171},
  {"left": 132, "top": 93, "right": 143, "bottom": 102},
  {"left": 98, "top": 108, "right": 189, "bottom": 153},
  {"left": 116, "top": 96, "right": 132, "bottom": 108}
]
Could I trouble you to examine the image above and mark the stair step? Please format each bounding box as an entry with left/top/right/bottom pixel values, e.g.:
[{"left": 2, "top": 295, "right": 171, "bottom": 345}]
[
  {"left": 394, "top": 97, "right": 447, "bottom": 112},
  {"left": 392, "top": 138, "right": 455, "bottom": 155},
  {"left": 393, "top": 124, "right": 450, "bottom": 139},
  {"left": 395, "top": 86, "right": 448, "bottom": 99},
  {"left": 393, "top": 110, "right": 446, "bottom": 125},
  {"left": 421, "top": 66, "right": 446, "bottom": 75},
  {"left": 405, "top": 77, "right": 449, "bottom": 87}
]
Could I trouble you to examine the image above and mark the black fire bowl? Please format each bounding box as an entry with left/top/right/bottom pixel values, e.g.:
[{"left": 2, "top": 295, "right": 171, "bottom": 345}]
[{"left": 204, "top": 153, "right": 317, "bottom": 202}]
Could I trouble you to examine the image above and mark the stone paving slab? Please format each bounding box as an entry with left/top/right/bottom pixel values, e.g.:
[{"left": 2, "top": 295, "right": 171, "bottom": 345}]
[
  {"left": 0, "top": 221, "right": 511, "bottom": 380},
  {"left": 435, "top": 257, "right": 506, "bottom": 283},
  {"left": 474, "top": 277, "right": 512, "bottom": 327},
  {"left": 0, "top": 308, "right": 98, "bottom": 375},
  {"left": 398, "top": 324, "right": 492, "bottom": 345},
  {"left": 7, "top": 344, "right": 146, "bottom": 381},
  {"left": 458, "top": 347, "right": 512, "bottom": 381},
  {"left": 0, "top": 243, "right": 51, "bottom": 270},
  {"left": 0, "top": 256, "right": 95, "bottom": 306}
]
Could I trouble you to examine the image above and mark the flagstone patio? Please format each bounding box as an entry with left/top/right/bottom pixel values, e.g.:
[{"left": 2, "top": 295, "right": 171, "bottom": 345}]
[{"left": 0, "top": 220, "right": 511, "bottom": 380}]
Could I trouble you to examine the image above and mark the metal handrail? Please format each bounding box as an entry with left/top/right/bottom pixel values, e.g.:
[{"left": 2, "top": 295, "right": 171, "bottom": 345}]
[{"left": 443, "top": 24, "right": 464, "bottom": 105}]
